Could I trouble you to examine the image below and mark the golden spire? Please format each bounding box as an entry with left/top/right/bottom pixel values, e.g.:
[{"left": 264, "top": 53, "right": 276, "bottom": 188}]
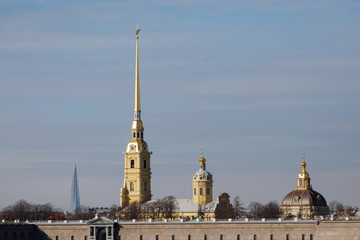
[{"left": 134, "top": 25, "right": 141, "bottom": 119}]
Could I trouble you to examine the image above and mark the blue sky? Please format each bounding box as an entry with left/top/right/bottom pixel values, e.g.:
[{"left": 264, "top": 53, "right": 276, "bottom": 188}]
[{"left": 1, "top": 0, "right": 359, "bottom": 211}]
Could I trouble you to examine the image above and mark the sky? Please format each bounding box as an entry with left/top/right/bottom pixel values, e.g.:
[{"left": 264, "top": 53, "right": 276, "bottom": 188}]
[{"left": 0, "top": 0, "right": 359, "bottom": 211}]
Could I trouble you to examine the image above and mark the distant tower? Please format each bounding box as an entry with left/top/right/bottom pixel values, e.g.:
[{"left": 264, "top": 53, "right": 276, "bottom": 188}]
[
  {"left": 192, "top": 152, "right": 213, "bottom": 205},
  {"left": 120, "top": 27, "right": 152, "bottom": 208},
  {"left": 70, "top": 164, "right": 80, "bottom": 212}
]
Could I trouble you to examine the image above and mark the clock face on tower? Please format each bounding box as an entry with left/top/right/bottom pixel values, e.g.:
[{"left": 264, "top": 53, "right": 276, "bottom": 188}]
[{"left": 129, "top": 144, "right": 136, "bottom": 152}]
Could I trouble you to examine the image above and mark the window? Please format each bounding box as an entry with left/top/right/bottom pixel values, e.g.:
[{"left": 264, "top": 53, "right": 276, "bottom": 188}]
[
  {"left": 310, "top": 234, "right": 313, "bottom": 240},
  {"left": 131, "top": 160, "right": 135, "bottom": 168},
  {"left": 12, "top": 233, "right": 17, "bottom": 239},
  {"left": 156, "top": 235, "right": 159, "bottom": 240},
  {"left": 108, "top": 227, "right": 112, "bottom": 236},
  {"left": 71, "top": 236, "right": 74, "bottom": 240},
  {"left": 141, "top": 132, "right": 143, "bottom": 138},
  {"left": 84, "top": 236, "right": 87, "bottom": 240},
  {"left": 90, "top": 227, "right": 94, "bottom": 236},
  {"left": 207, "top": 188, "right": 210, "bottom": 195},
  {"left": 286, "top": 234, "right": 290, "bottom": 240},
  {"left": 143, "top": 160, "right": 146, "bottom": 168},
  {"left": 194, "top": 188, "right": 196, "bottom": 195},
  {"left": 220, "top": 234, "right": 223, "bottom": 240},
  {"left": 137, "top": 132, "right": 140, "bottom": 138},
  {"left": 237, "top": 234, "right": 240, "bottom": 240},
  {"left": 56, "top": 236, "right": 59, "bottom": 240},
  {"left": 204, "top": 235, "right": 207, "bottom": 240},
  {"left": 20, "top": 232, "right": 24, "bottom": 239},
  {"left": 188, "top": 235, "right": 191, "bottom": 240},
  {"left": 172, "top": 235, "right": 175, "bottom": 240},
  {"left": 270, "top": 234, "right": 273, "bottom": 240},
  {"left": 4, "top": 232, "right": 8, "bottom": 239},
  {"left": 200, "top": 188, "right": 203, "bottom": 195},
  {"left": 254, "top": 234, "right": 257, "bottom": 240},
  {"left": 130, "top": 182, "right": 135, "bottom": 191},
  {"left": 144, "top": 182, "right": 147, "bottom": 191},
  {"left": 133, "top": 132, "right": 135, "bottom": 138},
  {"left": 302, "top": 234, "right": 305, "bottom": 240},
  {"left": 140, "top": 235, "right": 143, "bottom": 240}
]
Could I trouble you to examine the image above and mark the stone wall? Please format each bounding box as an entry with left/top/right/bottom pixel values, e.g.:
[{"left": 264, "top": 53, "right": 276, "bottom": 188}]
[{"left": 2, "top": 219, "right": 360, "bottom": 240}]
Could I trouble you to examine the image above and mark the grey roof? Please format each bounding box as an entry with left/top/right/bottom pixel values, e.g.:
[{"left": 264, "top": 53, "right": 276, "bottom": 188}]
[{"left": 176, "top": 199, "right": 218, "bottom": 213}]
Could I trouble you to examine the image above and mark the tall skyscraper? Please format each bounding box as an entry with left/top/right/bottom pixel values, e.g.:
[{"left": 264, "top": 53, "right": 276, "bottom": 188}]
[
  {"left": 120, "top": 27, "right": 152, "bottom": 208},
  {"left": 70, "top": 164, "right": 80, "bottom": 212}
]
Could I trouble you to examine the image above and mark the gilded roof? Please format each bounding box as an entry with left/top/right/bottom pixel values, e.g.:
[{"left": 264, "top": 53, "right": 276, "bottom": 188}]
[{"left": 281, "top": 189, "right": 327, "bottom": 207}]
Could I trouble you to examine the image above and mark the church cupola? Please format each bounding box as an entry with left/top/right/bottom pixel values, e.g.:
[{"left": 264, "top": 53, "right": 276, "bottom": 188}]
[{"left": 296, "top": 153, "right": 311, "bottom": 190}]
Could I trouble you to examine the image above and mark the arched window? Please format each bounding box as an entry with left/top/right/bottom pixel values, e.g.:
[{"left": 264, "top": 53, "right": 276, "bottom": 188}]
[
  {"left": 133, "top": 132, "right": 136, "bottom": 138},
  {"left": 71, "top": 236, "right": 74, "bottom": 240},
  {"left": 270, "top": 234, "right": 273, "bottom": 240},
  {"left": 131, "top": 160, "right": 135, "bottom": 168},
  {"left": 108, "top": 227, "right": 112, "bottom": 236},
  {"left": 4, "top": 232, "right": 8, "bottom": 239},
  {"left": 156, "top": 235, "right": 159, "bottom": 240},
  {"left": 254, "top": 234, "right": 257, "bottom": 240},
  {"left": 84, "top": 236, "right": 87, "bottom": 240},
  {"left": 220, "top": 234, "right": 223, "bottom": 240},
  {"left": 172, "top": 235, "right": 175, "bottom": 240},
  {"left": 20, "top": 232, "right": 25, "bottom": 239},
  {"left": 200, "top": 188, "right": 203, "bottom": 195},
  {"left": 310, "top": 234, "right": 313, "bottom": 240},
  {"left": 140, "top": 235, "right": 143, "bottom": 240},
  {"left": 237, "top": 234, "right": 240, "bottom": 240},
  {"left": 204, "top": 235, "right": 207, "bottom": 240},
  {"left": 130, "top": 182, "right": 135, "bottom": 191},
  {"left": 302, "top": 234, "right": 305, "bottom": 240},
  {"left": 12, "top": 233, "right": 17, "bottom": 239},
  {"left": 206, "top": 188, "right": 210, "bottom": 195},
  {"left": 144, "top": 182, "right": 147, "bottom": 191},
  {"left": 143, "top": 160, "right": 146, "bottom": 168},
  {"left": 286, "top": 234, "right": 290, "bottom": 240},
  {"left": 141, "top": 132, "right": 143, "bottom": 138},
  {"left": 194, "top": 188, "right": 196, "bottom": 195},
  {"left": 56, "top": 236, "right": 59, "bottom": 240},
  {"left": 137, "top": 132, "right": 140, "bottom": 138},
  {"left": 188, "top": 235, "right": 191, "bottom": 240}
]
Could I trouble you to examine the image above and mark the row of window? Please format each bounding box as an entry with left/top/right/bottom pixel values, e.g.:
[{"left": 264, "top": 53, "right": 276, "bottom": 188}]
[
  {"left": 193, "top": 187, "right": 210, "bottom": 196},
  {"left": 133, "top": 132, "right": 143, "bottom": 139},
  {"left": 134, "top": 234, "right": 314, "bottom": 240},
  {"left": 130, "top": 159, "right": 147, "bottom": 169}
]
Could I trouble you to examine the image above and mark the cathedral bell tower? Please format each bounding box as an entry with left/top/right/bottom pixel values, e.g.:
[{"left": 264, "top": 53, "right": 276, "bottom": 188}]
[
  {"left": 120, "top": 27, "right": 152, "bottom": 208},
  {"left": 192, "top": 152, "right": 213, "bottom": 205}
]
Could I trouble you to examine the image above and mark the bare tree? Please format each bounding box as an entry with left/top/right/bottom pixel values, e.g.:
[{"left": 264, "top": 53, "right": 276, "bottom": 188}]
[
  {"left": 0, "top": 200, "right": 56, "bottom": 221},
  {"left": 159, "top": 196, "right": 179, "bottom": 219},
  {"left": 259, "top": 201, "right": 279, "bottom": 219},
  {"left": 143, "top": 200, "right": 162, "bottom": 220},
  {"left": 247, "top": 202, "right": 263, "bottom": 219},
  {"left": 121, "top": 202, "right": 142, "bottom": 220},
  {"left": 232, "top": 196, "right": 246, "bottom": 219}
]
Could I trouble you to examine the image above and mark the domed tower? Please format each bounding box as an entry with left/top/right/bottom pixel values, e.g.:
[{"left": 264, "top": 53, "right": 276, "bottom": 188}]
[
  {"left": 120, "top": 27, "right": 152, "bottom": 208},
  {"left": 280, "top": 154, "right": 329, "bottom": 219},
  {"left": 192, "top": 152, "right": 213, "bottom": 205}
]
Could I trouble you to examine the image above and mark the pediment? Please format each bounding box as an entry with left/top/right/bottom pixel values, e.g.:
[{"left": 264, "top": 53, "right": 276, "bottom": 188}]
[{"left": 87, "top": 217, "right": 114, "bottom": 225}]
